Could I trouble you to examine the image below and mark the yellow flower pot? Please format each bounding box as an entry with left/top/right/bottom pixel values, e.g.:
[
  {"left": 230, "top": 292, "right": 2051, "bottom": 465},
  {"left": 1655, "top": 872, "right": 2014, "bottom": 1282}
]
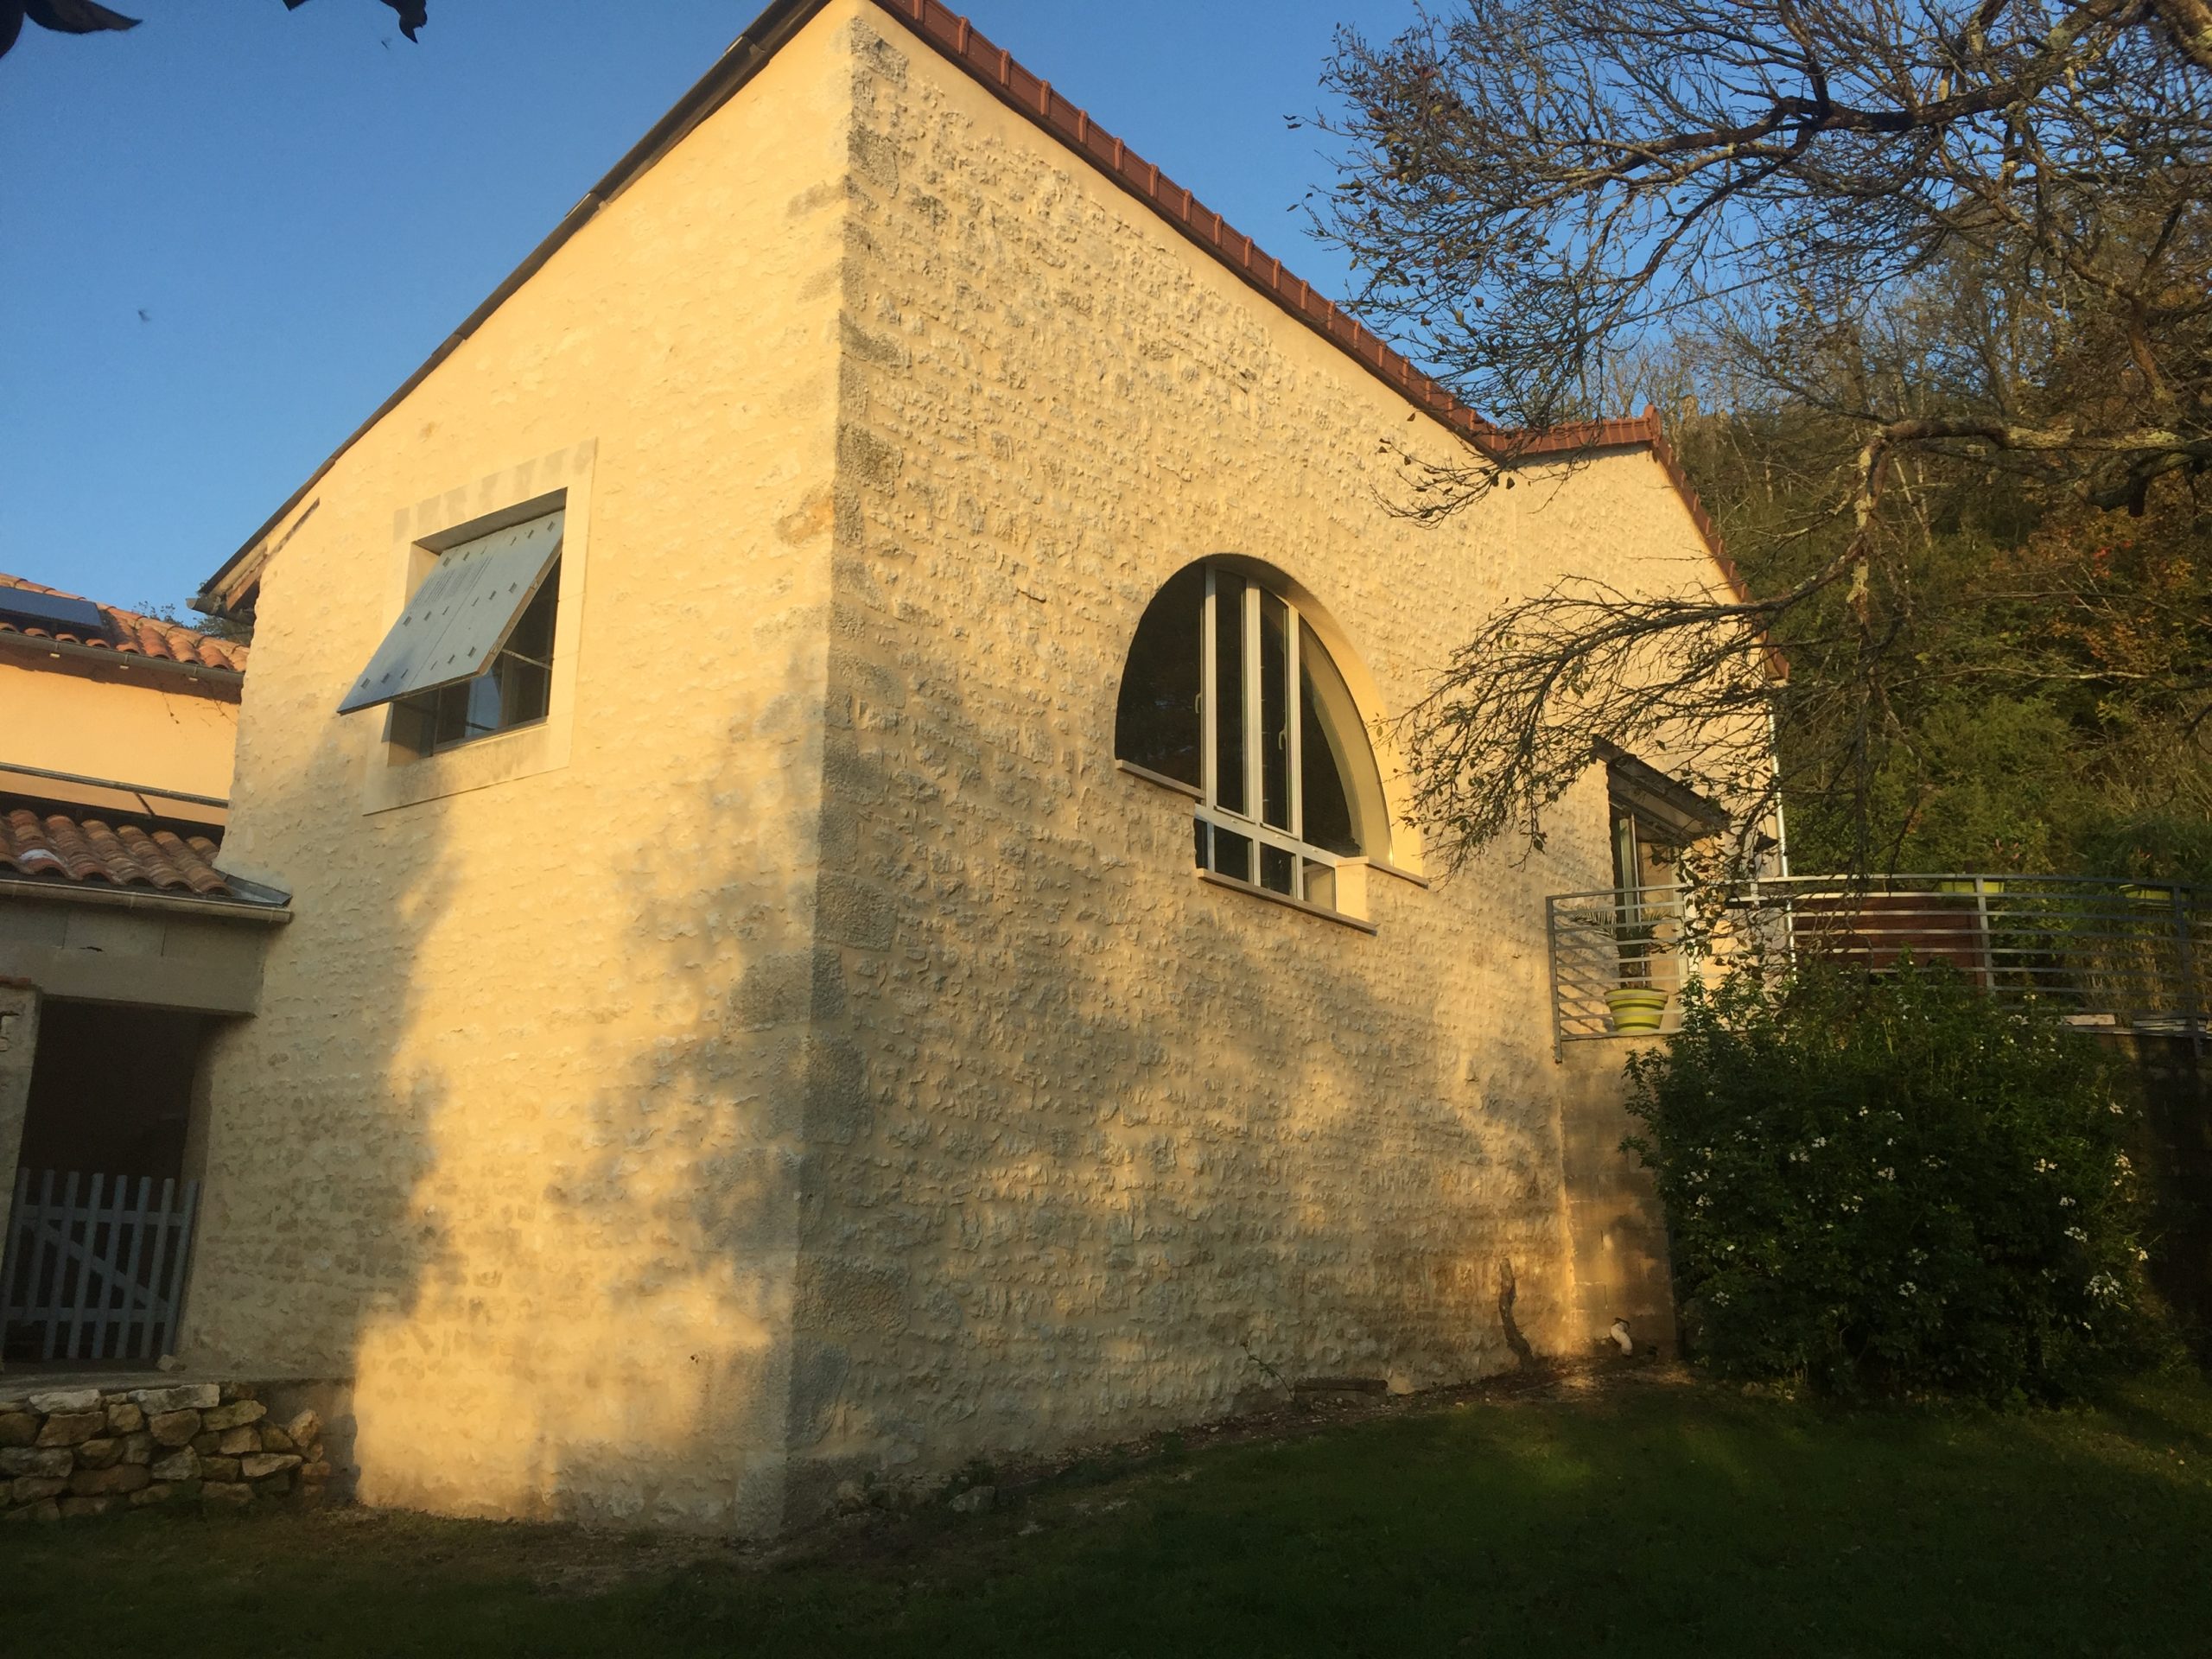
[{"left": 1606, "top": 987, "right": 1669, "bottom": 1034}]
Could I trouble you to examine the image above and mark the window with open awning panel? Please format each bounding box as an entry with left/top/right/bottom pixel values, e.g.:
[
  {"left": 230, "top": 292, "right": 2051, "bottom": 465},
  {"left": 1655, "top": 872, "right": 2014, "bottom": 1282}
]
[{"left": 336, "top": 509, "right": 565, "bottom": 753}]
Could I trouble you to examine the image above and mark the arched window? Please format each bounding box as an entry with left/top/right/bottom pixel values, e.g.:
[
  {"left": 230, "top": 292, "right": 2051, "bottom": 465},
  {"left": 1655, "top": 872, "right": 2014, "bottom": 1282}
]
[{"left": 1116, "top": 562, "right": 1390, "bottom": 912}]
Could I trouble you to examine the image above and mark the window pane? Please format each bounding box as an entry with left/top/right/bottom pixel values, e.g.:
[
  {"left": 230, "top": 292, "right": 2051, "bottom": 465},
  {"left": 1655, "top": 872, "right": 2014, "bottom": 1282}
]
[
  {"left": 389, "top": 695, "right": 435, "bottom": 756},
  {"left": 387, "top": 558, "right": 561, "bottom": 754},
  {"left": 1260, "top": 589, "right": 1290, "bottom": 830},
  {"left": 505, "top": 565, "right": 560, "bottom": 664},
  {"left": 1614, "top": 814, "right": 1651, "bottom": 985},
  {"left": 1260, "top": 843, "right": 1295, "bottom": 894},
  {"left": 1211, "top": 823, "right": 1254, "bottom": 882},
  {"left": 1114, "top": 564, "right": 1205, "bottom": 787},
  {"left": 339, "top": 510, "right": 564, "bottom": 715},
  {"left": 433, "top": 680, "right": 473, "bottom": 747},
  {"left": 1611, "top": 806, "right": 1641, "bottom": 899},
  {"left": 497, "top": 654, "right": 552, "bottom": 728},
  {"left": 1213, "top": 573, "right": 1246, "bottom": 814},
  {"left": 463, "top": 673, "right": 505, "bottom": 738},
  {"left": 1298, "top": 621, "right": 1385, "bottom": 858}
]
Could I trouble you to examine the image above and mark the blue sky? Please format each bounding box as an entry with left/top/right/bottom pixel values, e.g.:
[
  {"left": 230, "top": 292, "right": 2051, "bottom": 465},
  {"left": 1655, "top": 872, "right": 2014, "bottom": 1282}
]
[{"left": 0, "top": 0, "right": 1417, "bottom": 614}]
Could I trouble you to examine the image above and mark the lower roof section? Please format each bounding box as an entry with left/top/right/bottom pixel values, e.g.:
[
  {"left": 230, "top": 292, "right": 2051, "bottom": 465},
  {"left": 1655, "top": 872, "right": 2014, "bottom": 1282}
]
[{"left": 0, "top": 800, "right": 285, "bottom": 918}]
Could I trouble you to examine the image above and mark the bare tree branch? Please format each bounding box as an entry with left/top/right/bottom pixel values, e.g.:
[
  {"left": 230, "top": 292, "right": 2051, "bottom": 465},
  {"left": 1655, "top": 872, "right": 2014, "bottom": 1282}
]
[{"left": 1314, "top": 1, "right": 2212, "bottom": 873}]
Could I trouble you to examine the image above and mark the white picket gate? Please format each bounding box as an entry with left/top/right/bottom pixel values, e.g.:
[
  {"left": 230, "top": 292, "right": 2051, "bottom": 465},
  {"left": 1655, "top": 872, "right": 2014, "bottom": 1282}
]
[{"left": 1, "top": 1170, "right": 201, "bottom": 1363}]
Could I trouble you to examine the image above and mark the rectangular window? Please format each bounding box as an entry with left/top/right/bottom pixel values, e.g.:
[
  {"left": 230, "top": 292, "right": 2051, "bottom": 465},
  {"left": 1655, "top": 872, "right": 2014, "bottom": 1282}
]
[
  {"left": 1210, "top": 822, "right": 1255, "bottom": 883},
  {"left": 389, "top": 569, "right": 558, "bottom": 754},
  {"left": 338, "top": 509, "right": 566, "bottom": 741}
]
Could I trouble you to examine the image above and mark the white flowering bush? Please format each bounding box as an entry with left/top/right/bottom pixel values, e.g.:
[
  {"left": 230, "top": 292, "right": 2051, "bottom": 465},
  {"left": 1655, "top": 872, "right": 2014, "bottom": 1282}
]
[{"left": 1625, "top": 963, "right": 2162, "bottom": 1399}]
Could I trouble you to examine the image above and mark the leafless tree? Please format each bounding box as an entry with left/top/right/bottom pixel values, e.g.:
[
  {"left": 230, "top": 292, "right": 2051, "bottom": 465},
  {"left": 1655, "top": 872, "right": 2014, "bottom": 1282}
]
[{"left": 1315, "top": 1, "right": 2212, "bottom": 872}]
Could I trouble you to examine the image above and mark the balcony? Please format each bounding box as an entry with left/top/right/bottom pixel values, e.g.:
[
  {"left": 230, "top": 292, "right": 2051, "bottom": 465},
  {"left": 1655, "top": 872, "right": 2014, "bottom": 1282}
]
[{"left": 1545, "top": 874, "right": 2210, "bottom": 1058}]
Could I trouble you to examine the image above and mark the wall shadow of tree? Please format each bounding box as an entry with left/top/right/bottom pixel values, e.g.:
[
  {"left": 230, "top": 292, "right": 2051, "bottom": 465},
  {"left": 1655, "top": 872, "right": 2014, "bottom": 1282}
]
[{"left": 173, "top": 3, "right": 1638, "bottom": 1530}]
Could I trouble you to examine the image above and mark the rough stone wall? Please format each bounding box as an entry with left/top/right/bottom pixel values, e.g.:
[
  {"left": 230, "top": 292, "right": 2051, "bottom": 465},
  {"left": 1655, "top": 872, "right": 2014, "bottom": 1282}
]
[
  {"left": 1556, "top": 1042, "right": 1677, "bottom": 1352},
  {"left": 180, "top": 21, "right": 856, "bottom": 1534},
  {"left": 0, "top": 1380, "right": 346, "bottom": 1522},
  {"left": 780, "top": 12, "right": 1721, "bottom": 1513}
]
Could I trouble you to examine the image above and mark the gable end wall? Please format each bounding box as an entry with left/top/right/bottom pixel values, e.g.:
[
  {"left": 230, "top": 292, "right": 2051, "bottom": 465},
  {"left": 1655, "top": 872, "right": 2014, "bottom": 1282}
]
[{"left": 780, "top": 8, "right": 1700, "bottom": 1516}]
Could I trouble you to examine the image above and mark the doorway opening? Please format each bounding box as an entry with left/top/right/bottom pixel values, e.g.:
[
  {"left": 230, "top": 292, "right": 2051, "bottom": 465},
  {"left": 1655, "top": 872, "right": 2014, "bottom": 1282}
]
[{"left": 2, "top": 1001, "right": 216, "bottom": 1367}]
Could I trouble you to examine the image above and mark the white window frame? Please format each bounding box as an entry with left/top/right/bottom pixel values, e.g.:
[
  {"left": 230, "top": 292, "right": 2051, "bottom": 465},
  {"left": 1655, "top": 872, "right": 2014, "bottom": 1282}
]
[{"left": 1194, "top": 566, "right": 1351, "bottom": 912}]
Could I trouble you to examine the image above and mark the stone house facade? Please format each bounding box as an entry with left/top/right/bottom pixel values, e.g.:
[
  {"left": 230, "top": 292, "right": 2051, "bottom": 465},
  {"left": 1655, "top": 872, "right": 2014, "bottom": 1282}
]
[{"left": 171, "top": 0, "right": 1747, "bottom": 1534}]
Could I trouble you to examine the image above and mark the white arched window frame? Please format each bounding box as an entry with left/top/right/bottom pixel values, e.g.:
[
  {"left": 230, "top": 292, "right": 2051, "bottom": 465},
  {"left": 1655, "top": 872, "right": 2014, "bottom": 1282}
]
[{"left": 1118, "top": 563, "right": 1392, "bottom": 918}]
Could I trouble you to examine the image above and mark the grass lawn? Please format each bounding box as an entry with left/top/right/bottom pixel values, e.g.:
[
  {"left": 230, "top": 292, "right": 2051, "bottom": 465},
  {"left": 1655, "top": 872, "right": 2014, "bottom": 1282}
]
[{"left": 6, "top": 1364, "right": 2210, "bottom": 1657}]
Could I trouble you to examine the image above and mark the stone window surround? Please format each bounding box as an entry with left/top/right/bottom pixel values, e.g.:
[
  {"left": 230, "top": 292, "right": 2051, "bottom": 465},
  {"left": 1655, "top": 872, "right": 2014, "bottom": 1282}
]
[{"left": 358, "top": 442, "right": 598, "bottom": 816}]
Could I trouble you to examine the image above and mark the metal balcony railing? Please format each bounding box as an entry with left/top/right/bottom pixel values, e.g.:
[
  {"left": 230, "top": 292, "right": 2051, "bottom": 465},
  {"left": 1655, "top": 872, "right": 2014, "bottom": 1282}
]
[{"left": 1545, "top": 874, "right": 2209, "bottom": 1057}]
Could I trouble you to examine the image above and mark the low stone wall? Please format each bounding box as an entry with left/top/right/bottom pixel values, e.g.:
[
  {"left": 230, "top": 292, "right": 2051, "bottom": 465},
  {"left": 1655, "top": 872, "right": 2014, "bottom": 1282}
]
[{"left": 0, "top": 1380, "right": 349, "bottom": 1522}]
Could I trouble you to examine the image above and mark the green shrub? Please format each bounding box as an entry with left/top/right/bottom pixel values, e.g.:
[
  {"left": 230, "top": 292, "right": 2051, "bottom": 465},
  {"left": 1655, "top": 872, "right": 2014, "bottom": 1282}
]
[{"left": 1624, "top": 963, "right": 2158, "bottom": 1399}]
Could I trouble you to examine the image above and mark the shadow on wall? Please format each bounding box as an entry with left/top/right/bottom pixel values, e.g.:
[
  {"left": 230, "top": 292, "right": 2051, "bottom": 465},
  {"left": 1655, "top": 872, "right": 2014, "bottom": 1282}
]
[
  {"left": 770, "top": 467, "right": 1578, "bottom": 1518},
  {"left": 342, "top": 549, "right": 830, "bottom": 1534},
  {"left": 190, "top": 480, "right": 1585, "bottom": 1535},
  {"left": 181, "top": 474, "right": 835, "bottom": 1530}
]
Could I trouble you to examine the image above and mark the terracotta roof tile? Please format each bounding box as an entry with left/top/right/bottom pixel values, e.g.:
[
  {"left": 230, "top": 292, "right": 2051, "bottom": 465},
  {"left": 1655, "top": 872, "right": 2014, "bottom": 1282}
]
[
  {"left": 0, "top": 806, "right": 233, "bottom": 897},
  {"left": 0, "top": 571, "right": 247, "bottom": 672}
]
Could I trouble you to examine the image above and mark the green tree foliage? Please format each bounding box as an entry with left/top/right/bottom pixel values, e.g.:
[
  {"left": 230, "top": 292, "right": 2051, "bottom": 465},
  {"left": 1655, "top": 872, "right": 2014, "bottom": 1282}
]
[
  {"left": 1626, "top": 963, "right": 2162, "bottom": 1398},
  {"left": 1670, "top": 398, "right": 2212, "bottom": 879}
]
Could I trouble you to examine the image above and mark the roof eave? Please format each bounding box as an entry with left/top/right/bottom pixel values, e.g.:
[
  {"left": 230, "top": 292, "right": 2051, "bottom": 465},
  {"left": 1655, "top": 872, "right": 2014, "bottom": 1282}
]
[
  {"left": 0, "top": 874, "right": 291, "bottom": 925},
  {"left": 0, "top": 629, "right": 245, "bottom": 696}
]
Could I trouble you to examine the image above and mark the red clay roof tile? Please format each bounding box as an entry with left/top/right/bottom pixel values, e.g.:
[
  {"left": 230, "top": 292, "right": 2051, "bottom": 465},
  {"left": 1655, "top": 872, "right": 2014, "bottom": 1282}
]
[
  {"left": 0, "top": 806, "right": 234, "bottom": 898},
  {"left": 0, "top": 571, "right": 247, "bottom": 672}
]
